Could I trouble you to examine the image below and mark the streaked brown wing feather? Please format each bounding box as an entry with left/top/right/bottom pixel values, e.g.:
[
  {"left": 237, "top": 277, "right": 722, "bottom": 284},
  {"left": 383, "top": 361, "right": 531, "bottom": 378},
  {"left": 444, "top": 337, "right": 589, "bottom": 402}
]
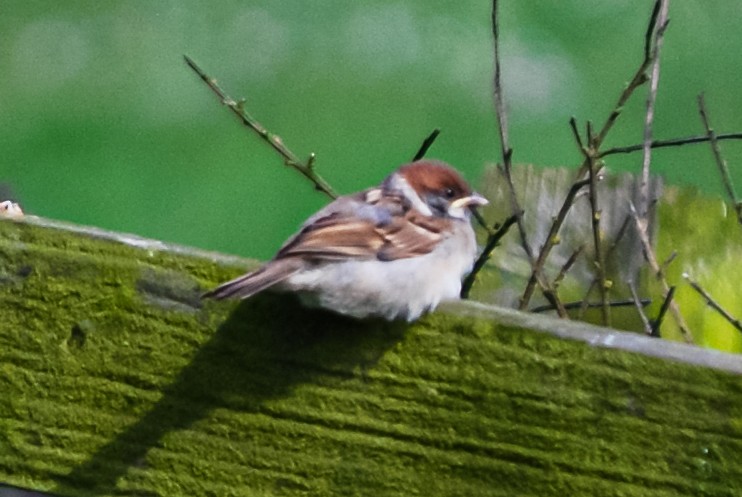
[
  {"left": 204, "top": 186, "right": 448, "bottom": 301},
  {"left": 277, "top": 218, "right": 386, "bottom": 260},
  {"left": 202, "top": 257, "right": 304, "bottom": 300},
  {"left": 276, "top": 208, "right": 444, "bottom": 262},
  {"left": 377, "top": 212, "right": 443, "bottom": 261}
]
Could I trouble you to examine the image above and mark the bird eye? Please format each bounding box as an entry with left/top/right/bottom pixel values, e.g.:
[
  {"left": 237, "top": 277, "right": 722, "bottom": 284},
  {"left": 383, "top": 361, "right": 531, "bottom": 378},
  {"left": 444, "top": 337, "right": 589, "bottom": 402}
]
[{"left": 443, "top": 187, "right": 456, "bottom": 199}]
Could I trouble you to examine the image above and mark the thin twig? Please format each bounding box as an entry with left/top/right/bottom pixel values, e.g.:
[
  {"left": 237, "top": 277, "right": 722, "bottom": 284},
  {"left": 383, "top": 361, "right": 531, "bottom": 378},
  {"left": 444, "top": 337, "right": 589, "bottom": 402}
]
[
  {"left": 659, "top": 250, "right": 677, "bottom": 278},
  {"left": 491, "top": 0, "right": 534, "bottom": 264},
  {"left": 600, "top": 132, "right": 742, "bottom": 157},
  {"left": 412, "top": 128, "right": 442, "bottom": 161},
  {"left": 628, "top": 279, "right": 654, "bottom": 335},
  {"left": 569, "top": 116, "right": 585, "bottom": 153},
  {"left": 629, "top": 201, "right": 693, "bottom": 342},
  {"left": 568, "top": 0, "right": 660, "bottom": 179},
  {"left": 521, "top": 2, "right": 664, "bottom": 312},
  {"left": 635, "top": 0, "right": 670, "bottom": 337},
  {"left": 471, "top": 208, "right": 495, "bottom": 234},
  {"left": 684, "top": 273, "right": 742, "bottom": 334},
  {"left": 492, "top": 0, "right": 508, "bottom": 153},
  {"left": 540, "top": 289, "right": 568, "bottom": 318},
  {"left": 651, "top": 286, "right": 675, "bottom": 338},
  {"left": 531, "top": 298, "right": 648, "bottom": 314},
  {"left": 184, "top": 55, "right": 338, "bottom": 199},
  {"left": 697, "top": 94, "right": 742, "bottom": 225},
  {"left": 553, "top": 245, "right": 585, "bottom": 289},
  {"left": 491, "top": 0, "right": 566, "bottom": 314},
  {"left": 638, "top": 0, "right": 670, "bottom": 219},
  {"left": 644, "top": 0, "right": 662, "bottom": 61},
  {"left": 461, "top": 214, "right": 518, "bottom": 299},
  {"left": 519, "top": 179, "right": 590, "bottom": 310},
  {"left": 578, "top": 215, "right": 631, "bottom": 318},
  {"left": 592, "top": 0, "right": 661, "bottom": 150},
  {"left": 584, "top": 126, "right": 610, "bottom": 326}
]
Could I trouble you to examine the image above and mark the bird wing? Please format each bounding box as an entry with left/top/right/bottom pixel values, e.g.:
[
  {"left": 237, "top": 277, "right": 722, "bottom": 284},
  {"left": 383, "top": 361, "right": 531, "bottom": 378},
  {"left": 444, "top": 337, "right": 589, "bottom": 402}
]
[
  {"left": 203, "top": 189, "right": 447, "bottom": 301},
  {"left": 376, "top": 211, "right": 445, "bottom": 261},
  {"left": 201, "top": 257, "right": 304, "bottom": 300},
  {"left": 275, "top": 194, "right": 445, "bottom": 262}
]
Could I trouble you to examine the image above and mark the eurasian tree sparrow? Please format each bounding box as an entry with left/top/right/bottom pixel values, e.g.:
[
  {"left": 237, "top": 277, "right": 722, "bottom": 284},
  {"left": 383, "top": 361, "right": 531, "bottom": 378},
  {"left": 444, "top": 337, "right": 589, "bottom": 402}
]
[{"left": 203, "top": 160, "right": 488, "bottom": 321}]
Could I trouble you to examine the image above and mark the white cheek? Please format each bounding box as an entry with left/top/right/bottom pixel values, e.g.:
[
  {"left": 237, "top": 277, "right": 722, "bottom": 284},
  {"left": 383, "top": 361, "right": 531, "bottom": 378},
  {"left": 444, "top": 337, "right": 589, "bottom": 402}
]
[{"left": 387, "top": 175, "right": 433, "bottom": 216}]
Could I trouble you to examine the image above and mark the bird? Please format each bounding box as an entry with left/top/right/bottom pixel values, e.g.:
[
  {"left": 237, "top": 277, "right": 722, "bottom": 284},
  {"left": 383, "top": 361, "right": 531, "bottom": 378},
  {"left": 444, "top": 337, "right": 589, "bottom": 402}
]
[{"left": 202, "top": 160, "right": 488, "bottom": 321}]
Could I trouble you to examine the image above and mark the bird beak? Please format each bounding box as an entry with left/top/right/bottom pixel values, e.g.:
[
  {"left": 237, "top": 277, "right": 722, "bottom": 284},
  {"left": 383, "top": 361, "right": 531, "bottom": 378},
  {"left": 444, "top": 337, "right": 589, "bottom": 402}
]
[{"left": 451, "top": 193, "right": 489, "bottom": 210}]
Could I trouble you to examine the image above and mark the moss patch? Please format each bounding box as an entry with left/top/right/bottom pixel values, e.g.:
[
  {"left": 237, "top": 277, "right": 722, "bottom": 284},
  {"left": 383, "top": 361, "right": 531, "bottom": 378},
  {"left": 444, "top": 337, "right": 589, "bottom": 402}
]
[{"left": 1, "top": 217, "right": 741, "bottom": 496}]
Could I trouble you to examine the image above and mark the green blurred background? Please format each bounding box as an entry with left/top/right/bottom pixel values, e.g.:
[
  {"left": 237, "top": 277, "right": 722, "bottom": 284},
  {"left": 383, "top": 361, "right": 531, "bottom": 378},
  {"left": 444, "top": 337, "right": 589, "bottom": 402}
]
[{"left": 2, "top": 1, "right": 741, "bottom": 260}]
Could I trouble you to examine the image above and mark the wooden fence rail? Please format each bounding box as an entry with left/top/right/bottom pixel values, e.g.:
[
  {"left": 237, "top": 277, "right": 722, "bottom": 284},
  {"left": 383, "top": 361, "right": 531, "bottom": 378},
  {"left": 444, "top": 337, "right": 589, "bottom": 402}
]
[{"left": 1, "top": 217, "right": 740, "bottom": 496}]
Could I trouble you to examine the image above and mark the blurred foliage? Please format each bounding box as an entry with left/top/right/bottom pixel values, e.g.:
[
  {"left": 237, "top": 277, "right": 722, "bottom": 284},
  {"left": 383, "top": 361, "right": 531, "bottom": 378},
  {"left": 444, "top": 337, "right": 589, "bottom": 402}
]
[
  {"left": 655, "top": 187, "right": 742, "bottom": 352},
  {"left": 471, "top": 166, "right": 742, "bottom": 353},
  {"left": 2, "top": 1, "right": 742, "bottom": 260}
]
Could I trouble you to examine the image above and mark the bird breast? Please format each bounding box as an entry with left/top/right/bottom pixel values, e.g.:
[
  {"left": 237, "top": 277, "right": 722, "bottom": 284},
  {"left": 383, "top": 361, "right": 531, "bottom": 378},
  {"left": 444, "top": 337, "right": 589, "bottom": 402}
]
[{"left": 278, "top": 221, "right": 477, "bottom": 321}]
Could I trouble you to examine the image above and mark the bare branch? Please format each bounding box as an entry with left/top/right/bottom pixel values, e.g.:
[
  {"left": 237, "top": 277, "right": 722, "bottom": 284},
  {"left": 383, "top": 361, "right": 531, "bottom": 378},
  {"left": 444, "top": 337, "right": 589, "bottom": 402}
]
[
  {"left": 638, "top": 0, "right": 670, "bottom": 219},
  {"left": 601, "top": 132, "right": 742, "bottom": 157},
  {"left": 471, "top": 207, "right": 496, "bottom": 234},
  {"left": 522, "top": 2, "right": 666, "bottom": 313},
  {"left": 644, "top": 0, "right": 662, "bottom": 61},
  {"left": 659, "top": 250, "right": 677, "bottom": 278},
  {"left": 540, "top": 289, "right": 569, "bottom": 318},
  {"left": 585, "top": 149, "right": 610, "bottom": 326},
  {"left": 461, "top": 214, "right": 518, "bottom": 299},
  {"left": 531, "top": 298, "right": 647, "bottom": 314},
  {"left": 684, "top": 273, "right": 742, "bottom": 335},
  {"left": 578, "top": 215, "right": 631, "bottom": 318},
  {"left": 569, "top": 116, "right": 585, "bottom": 153},
  {"left": 306, "top": 153, "right": 317, "bottom": 172},
  {"left": 491, "top": 0, "right": 534, "bottom": 264},
  {"left": 553, "top": 245, "right": 584, "bottom": 289},
  {"left": 697, "top": 94, "right": 742, "bottom": 225},
  {"left": 184, "top": 55, "right": 338, "bottom": 199},
  {"left": 519, "top": 179, "right": 590, "bottom": 309},
  {"left": 490, "top": 0, "right": 567, "bottom": 314},
  {"left": 651, "top": 286, "right": 675, "bottom": 338},
  {"left": 412, "top": 128, "right": 441, "bottom": 162},
  {"left": 570, "top": 114, "right": 610, "bottom": 323},
  {"left": 629, "top": 202, "right": 693, "bottom": 342},
  {"left": 628, "top": 279, "right": 654, "bottom": 335},
  {"left": 592, "top": 0, "right": 662, "bottom": 149},
  {"left": 491, "top": 0, "right": 509, "bottom": 158}
]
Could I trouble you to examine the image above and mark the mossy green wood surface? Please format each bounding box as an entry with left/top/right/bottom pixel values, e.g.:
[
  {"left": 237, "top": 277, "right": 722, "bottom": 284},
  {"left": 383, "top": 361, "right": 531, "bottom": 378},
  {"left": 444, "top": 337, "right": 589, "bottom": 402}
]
[{"left": 1, "top": 217, "right": 741, "bottom": 497}]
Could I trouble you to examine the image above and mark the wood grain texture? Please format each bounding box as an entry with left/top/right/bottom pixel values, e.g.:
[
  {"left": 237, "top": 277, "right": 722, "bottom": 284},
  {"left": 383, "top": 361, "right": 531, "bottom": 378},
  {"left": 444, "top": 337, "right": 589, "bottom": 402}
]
[{"left": 1, "top": 217, "right": 741, "bottom": 497}]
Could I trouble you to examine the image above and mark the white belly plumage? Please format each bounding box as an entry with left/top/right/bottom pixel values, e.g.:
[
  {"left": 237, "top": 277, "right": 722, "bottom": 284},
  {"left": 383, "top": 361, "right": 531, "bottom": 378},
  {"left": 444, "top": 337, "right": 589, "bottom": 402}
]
[{"left": 277, "top": 231, "right": 476, "bottom": 321}]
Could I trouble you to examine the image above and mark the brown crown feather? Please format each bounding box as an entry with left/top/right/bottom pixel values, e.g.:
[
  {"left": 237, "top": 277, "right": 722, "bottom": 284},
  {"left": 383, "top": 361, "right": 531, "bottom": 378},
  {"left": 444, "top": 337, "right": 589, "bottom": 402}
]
[{"left": 395, "top": 160, "right": 472, "bottom": 199}]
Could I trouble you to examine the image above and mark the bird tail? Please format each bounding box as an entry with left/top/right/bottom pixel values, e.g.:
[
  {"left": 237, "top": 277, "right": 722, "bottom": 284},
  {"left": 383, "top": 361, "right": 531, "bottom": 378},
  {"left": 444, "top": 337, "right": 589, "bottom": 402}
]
[{"left": 202, "top": 259, "right": 303, "bottom": 300}]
